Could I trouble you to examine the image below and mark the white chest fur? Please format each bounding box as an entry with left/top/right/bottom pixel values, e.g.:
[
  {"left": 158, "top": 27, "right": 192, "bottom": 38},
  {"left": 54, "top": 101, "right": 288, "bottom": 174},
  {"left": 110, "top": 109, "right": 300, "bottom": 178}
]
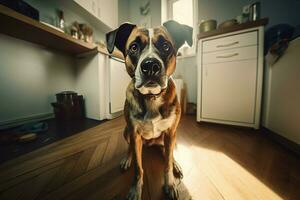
[
  {"left": 139, "top": 113, "right": 176, "bottom": 140},
  {"left": 131, "top": 97, "right": 176, "bottom": 140}
]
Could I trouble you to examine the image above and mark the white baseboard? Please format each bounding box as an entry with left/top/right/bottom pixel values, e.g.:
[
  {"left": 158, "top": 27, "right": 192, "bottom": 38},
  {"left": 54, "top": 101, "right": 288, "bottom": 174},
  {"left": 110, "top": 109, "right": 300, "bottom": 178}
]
[{"left": 0, "top": 112, "right": 54, "bottom": 130}]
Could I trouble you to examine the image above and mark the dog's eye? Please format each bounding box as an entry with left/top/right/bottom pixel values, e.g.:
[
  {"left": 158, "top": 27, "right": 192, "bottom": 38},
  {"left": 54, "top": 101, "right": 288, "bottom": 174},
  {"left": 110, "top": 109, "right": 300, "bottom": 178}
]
[
  {"left": 129, "top": 43, "right": 139, "bottom": 54},
  {"left": 162, "top": 42, "right": 170, "bottom": 52}
]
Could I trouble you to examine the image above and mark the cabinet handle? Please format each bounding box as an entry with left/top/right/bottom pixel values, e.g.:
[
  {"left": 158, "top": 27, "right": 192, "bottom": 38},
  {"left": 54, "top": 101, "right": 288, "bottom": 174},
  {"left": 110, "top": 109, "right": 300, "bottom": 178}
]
[
  {"left": 216, "top": 41, "right": 239, "bottom": 48},
  {"left": 216, "top": 53, "right": 239, "bottom": 58}
]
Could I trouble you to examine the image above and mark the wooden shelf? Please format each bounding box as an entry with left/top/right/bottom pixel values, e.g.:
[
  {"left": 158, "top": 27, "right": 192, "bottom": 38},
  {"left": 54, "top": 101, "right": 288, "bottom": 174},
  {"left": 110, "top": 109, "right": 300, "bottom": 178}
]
[
  {"left": 0, "top": 5, "right": 97, "bottom": 55},
  {"left": 198, "top": 18, "right": 269, "bottom": 40}
]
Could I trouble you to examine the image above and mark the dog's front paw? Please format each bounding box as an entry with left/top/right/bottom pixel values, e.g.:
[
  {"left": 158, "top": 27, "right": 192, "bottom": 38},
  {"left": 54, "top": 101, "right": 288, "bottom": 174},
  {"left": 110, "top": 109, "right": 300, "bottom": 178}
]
[
  {"left": 126, "top": 185, "right": 142, "bottom": 200},
  {"left": 164, "top": 184, "right": 179, "bottom": 200},
  {"left": 173, "top": 160, "right": 183, "bottom": 179},
  {"left": 120, "top": 155, "right": 132, "bottom": 172}
]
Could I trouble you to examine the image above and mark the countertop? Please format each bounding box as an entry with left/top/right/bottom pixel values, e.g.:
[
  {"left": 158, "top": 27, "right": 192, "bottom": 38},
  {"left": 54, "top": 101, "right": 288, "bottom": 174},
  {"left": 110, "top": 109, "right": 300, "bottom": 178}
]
[
  {"left": 97, "top": 45, "right": 124, "bottom": 60},
  {"left": 198, "top": 18, "right": 269, "bottom": 40}
]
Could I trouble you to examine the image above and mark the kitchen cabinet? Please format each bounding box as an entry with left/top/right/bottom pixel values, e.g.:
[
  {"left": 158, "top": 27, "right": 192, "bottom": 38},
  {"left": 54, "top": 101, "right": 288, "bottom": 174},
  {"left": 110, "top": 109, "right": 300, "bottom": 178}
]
[
  {"left": 197, "top": 26, "right": 265, "bottom": 129},
  {"left": 109, "top": 58, "right": 131, "bottom": 113},
  {"left": 74, "top": 0, "right": 97, "bottom": 16},
  {"left": 262, "top": 38, "right": 300, "bottom": 144},
  {"left": 75, "top": 53, "right": 105, "bottom": 120},
  {"left": 73, "top": 0, "right": 118, "bottom": 29},
  {"left": 75, "top": 53, "right": 129, "bottom": 120},
  {"left": 202, "top": 59, "right": 257, "bottom": 123},
  {"left": 97, "top": 0, "right": 118, "bottom": 29}
]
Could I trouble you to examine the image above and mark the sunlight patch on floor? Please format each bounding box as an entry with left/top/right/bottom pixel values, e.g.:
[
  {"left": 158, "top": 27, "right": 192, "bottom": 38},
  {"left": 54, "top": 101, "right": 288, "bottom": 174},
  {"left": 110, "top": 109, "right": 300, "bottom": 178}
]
[{"left": 174, "top": 143, "right": 283, "bottom": 200}]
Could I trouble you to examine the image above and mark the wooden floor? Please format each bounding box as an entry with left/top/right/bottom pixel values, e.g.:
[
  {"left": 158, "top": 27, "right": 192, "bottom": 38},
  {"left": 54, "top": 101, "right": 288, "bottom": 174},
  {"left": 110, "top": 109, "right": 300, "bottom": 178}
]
[
  {"left": 0, "top": 115, "right": 299, "bottom": 200},
  {"left": 0, "top": 118, "right": 102, "bottom": 164}
]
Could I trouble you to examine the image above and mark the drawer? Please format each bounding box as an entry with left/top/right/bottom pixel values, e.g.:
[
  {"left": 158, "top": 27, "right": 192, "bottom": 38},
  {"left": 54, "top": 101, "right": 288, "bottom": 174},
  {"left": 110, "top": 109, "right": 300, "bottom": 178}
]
[
  {"left": 202, "top": 31, "right": 257, "bottom": 52},
  {"left": 202, "top": 45, "right": 257, "bottom": 64}
]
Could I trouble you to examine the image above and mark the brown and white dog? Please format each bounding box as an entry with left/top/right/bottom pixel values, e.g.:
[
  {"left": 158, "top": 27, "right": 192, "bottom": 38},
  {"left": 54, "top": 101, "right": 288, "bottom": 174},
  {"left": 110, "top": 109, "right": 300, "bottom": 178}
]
[{"left": 106, "top": 20, "right": 193, "bottom": 200}]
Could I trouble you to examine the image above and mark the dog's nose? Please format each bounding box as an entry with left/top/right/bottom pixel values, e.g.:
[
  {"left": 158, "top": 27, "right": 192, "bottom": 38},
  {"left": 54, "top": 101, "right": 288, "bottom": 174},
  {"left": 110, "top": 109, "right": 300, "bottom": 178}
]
[{"left": 141, "top": 58, "right": 161, "bottom": 76}]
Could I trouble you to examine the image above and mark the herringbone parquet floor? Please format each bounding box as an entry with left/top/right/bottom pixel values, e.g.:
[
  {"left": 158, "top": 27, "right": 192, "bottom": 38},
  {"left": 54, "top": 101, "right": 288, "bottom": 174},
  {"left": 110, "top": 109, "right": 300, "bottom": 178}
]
[{"left": 0, "top": 115, "right": 299, "bottom": 200}]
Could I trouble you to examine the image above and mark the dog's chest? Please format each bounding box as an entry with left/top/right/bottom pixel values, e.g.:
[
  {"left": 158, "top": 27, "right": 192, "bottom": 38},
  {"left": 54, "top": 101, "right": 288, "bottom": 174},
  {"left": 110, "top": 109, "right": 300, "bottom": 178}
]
[
  {"left": 134, "top": 97, "right": 176, "bottom": 140},
  {"left": 139, "top": 114, "right": 175, "bottom": 140}
]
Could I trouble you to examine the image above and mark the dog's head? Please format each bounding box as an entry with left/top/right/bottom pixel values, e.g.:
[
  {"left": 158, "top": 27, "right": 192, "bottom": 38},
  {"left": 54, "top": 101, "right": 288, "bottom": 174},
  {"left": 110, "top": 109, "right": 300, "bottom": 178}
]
[{"left": 106, "top": 20, "right": 193, "bottom": 95}]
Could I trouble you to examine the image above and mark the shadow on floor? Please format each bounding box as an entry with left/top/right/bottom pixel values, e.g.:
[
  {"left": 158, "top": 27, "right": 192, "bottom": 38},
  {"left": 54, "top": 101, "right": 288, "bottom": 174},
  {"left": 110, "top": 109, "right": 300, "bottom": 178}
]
[
  {"left": 75, "top": 146, "right": 192, "bottom": 200},
  {"left": 0, "top": 118, "right": 103, "bottom": 164}
]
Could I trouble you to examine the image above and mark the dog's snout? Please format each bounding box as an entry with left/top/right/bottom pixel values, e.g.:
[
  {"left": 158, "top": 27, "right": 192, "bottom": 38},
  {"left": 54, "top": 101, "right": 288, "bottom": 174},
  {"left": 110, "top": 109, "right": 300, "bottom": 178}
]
[{"left": 141, "top": 58, "right": 161, "bottom": 76}]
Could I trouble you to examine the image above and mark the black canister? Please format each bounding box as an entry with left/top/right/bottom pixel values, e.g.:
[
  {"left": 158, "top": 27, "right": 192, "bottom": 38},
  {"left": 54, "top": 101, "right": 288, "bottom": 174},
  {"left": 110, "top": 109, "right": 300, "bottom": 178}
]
[
  {"left": 52, "top": 91, "right": 85, "bottom": 121},
  {"left": 250, "top": 2, "right": 260, "bottom": 21}
]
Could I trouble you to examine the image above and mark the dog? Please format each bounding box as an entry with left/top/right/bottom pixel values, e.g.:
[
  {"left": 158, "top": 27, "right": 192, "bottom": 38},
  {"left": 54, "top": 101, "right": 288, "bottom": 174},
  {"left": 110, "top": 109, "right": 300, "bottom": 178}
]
[{"left": 106, "top": 20, "right": 193, "bottom": 200}]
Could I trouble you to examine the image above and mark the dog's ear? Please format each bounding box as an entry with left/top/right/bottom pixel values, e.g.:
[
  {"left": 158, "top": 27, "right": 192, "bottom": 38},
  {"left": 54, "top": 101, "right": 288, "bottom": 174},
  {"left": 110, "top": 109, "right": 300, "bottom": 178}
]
[
  {"left": 163, "top": 20, "right": 193, "bottom": 50},
  {"left": 106, "top": 23, "right": 136, "bottom": 55}
]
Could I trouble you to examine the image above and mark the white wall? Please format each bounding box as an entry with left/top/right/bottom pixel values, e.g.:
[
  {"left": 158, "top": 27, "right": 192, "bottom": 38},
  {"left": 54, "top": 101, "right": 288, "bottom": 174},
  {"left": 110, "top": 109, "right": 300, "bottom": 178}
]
[
  {"left": 0, "top": 35, "right": 75, "bottom": 124},
  {"left": 119, "top": 0, "right": 130, "bottom": 25},
  {"left": 128, "top": 0, "right": 161, "bottom": 27},
  {"left": 174, "top": 57, "right": 198, "bottom": 103}
]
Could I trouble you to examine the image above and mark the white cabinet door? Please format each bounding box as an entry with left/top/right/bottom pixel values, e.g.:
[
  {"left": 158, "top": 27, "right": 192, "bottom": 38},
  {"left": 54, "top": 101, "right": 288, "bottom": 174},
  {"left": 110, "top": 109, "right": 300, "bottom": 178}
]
[
  {"left": 74, "top": 0, "right": 118, "bottom": 28},
  {"left": 91, "top": 0, "right": 98, "bottom": 16},
  {"left": 74, "top": 0, "right": 91, "bottom": 14},
  {"left": 74, "top": 0, "right": 98, "bottom": 17},
  {"left": 74, "top": 0, "right": 88, "bottom": 9},
  {"left": 109, "top": 59, "right": 130, "bottom": 113},
  {"left": 97, "top": 0, "right": 118, "bottom": 28},
  {"left": 75, "top": 53, "right": 103, "bottom": 120},
  {"left": 201, "top": 59, "right": 257, "bottom": 123}
]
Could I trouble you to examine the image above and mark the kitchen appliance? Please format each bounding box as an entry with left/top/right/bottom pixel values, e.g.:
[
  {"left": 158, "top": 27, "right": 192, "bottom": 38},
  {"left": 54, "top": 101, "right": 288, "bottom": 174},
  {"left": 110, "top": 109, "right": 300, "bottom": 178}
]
[{"left": 51, "top": 91, "right": 84, "bottom": 121}]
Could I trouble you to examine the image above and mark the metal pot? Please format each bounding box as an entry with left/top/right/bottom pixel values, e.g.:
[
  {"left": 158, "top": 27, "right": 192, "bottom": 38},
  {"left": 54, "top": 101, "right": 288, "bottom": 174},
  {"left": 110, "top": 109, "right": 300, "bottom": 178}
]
[{"left": 199, "top": 19, "right": 217, "bottom": 33}]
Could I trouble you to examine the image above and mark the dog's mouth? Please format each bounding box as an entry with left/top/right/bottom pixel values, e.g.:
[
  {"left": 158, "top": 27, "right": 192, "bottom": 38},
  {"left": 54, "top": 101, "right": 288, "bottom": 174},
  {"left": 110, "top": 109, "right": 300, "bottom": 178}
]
[
  {"left": 135, "top": 77, "right": 168, "bottom": 95},
  {"left": 135, "top": 79, "right": 162, "bottom": 95},
  {"left": 136, "top": 77, "right": 160, "bottom": 88},
  {"left": 144, "top": 80, "right": 159, "bottom": 88}
]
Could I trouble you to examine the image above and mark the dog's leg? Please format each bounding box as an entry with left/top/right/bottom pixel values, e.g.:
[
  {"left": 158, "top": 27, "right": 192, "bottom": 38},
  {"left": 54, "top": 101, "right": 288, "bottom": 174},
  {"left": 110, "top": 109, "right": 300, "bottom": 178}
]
[
  {"left": 160, "top": 145, "right": 183, "bottom": 179},
  {"left": 173, "top": 158, "right": 183, "bottom": 179},
  {"left": 163, "top": 131, "right": 179, "bottom": 200},
  {"left": 126, "top": 133, "right": 143, "bottom": 200},
  {"left": 121, "top": 127, "right": 132, "bottom": 171},
  {"left": 120, "top": 146, "right": 132, "bottom": 171}
]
